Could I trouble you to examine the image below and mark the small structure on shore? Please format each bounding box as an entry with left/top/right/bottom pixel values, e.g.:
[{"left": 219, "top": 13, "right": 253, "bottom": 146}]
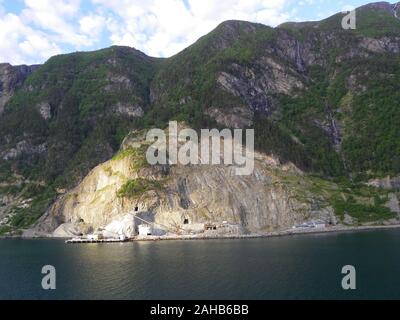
[
  {"left": 204, "top": 223, "right": 217, "bottom": 231},
  {"left": 138, "top": 224, "right": 153, "bottom": 236},
  {"left": 313, "top": 221, "right": 326, "bottom": 229},
  {"left": 65, "top": 237, "right": 129, "bottom": 244},
  {"left": 87, "top": 233, "right": 103, "bottom": 241},
  {"left": 292, "top": 220, "right": 326, "bottom": 230}
]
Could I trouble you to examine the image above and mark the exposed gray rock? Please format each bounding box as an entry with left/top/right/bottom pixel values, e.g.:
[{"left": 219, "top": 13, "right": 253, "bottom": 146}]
[
  {"left": 360, "top": 36, "right": 400, "bottom": 54},
  {"left": 313, "top": 104, "right": 345, "bottom": 152},
  {"left": 2, "top": 141, "right": 47, "bottom": 160},
  {"left": 206, "top": 106, "right": 253, "bottom": 128},
  {"left": 347, "top": 73, "right": 368, "bottom": 93},
  {"left": 104, "top": 74, "right": 132, "bottom": 92},
  {"left": 179, "top": 96, "right": 192, "bottom": 105},
  {"left": 32, "top": 132, "right": 319, "bottom": 236},
  {"left": 343, "top": 214, "right": 356, "bottom": 225},
  {"left": 0, "top": 63, "right": 40, "bottom": 114},
  {"left": 367, "top": 176, "right": 400, "bottom": 190},
  {"left": 206, "top": 20, "right": 261, "bottom": 52},
  {"left": 114, "top": 102, "right": 144, "bottom": 118},
  {"left": 310, "top": 206, "right": 338, "bottom": 225},
  {"left": 272, "top": 33, "right": 308, "bottom": 71},
  {"left": 53, "top": 223, "right": 85, "bottom": 238},
  {"left": 386, "top": 193, "right": 400, "bottom": 214},
  {"left": 37, "top": 102, "right": 52, "bottom": 120},
  {"left": 217, "top": 60, "right": 303, "bottom": 114},
  {"left": 102, "top": 213, "right": 137, "bottom": 238}
]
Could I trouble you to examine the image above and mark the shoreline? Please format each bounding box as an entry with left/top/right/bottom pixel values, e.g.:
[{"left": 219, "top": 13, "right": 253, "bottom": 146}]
[
  {"left": 2, "top": 223, "right": 400, "bottom": 241},
  {"left": 131, "top": 223, "right": 400, "bottom": 242}
]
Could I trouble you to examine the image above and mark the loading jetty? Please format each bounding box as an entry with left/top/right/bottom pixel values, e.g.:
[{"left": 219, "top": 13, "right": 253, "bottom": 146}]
[{"left": 65, "top": 238, "right": 130, "bottom": 244}]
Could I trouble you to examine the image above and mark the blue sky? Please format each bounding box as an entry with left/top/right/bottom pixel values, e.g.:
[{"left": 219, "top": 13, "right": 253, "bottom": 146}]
[{"left": 0, "top": 0, "right": 376, "bottom": 65}]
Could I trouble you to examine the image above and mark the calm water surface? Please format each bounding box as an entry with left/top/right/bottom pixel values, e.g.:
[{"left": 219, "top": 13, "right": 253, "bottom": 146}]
[{"left": 1, "top": 229, "right": 400, "bottom": 299}]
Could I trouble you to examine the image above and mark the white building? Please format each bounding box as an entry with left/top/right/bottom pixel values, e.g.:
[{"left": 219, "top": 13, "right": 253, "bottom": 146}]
[
  {"left": 87, "top": 234, "right": 103, "bottom": 240},
  {"left": 313, "top": 222, "right": 326, "bottom": 229},
  {"left": 138, "top": 224, "right": 152, "bottom": 236},
  {"left": 293, "top": 221, "right": 326, "bottom": 229}
]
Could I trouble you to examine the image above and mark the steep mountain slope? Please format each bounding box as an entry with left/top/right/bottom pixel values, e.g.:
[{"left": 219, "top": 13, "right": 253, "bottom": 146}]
[
  {"left": 1, "top": 2, "right": 400, "bottom": 236},
  {"left": 0, "top": 47, "right": 160, "bottom": 231},
  {"left": 149, "top": 3, "right": 400, "bottom": 177},
  {"left": 0, "top": 63, "right": 40, "bottom": 114},
  {"left": 33, "top": 131, "right": 317, "bottom": 237},
  {"left": 1, "top": 46, "right": 159, "bottom": 185}
]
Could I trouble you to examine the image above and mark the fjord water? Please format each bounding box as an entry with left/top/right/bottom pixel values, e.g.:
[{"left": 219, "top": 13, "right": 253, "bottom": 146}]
[{"left": 1, "top": 230, "right": 400, "bottom": 300}]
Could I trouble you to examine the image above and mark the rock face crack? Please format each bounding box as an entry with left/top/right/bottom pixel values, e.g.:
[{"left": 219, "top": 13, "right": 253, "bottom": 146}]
[
  {"left": 324, "top": 104, "right": 351, "bottom": 176},
  {"left": 325, "top": 104, "right": 342, "bottom": 152},
  {"left": 295, "top": 40, "right": 305, "bottom": 72},
  {"left": 238, "top": 204, "right": 249, "bottom": 227},
  {"left": 393, "top": 2, "right": 400, "bottom": 19},
  {"left": 177, "top": 178, "right": 191, "bottom": 210}
]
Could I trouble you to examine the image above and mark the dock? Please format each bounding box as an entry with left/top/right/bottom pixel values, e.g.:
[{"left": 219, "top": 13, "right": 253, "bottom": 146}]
[{"left": 65, "top": 238, "right": 130, "bottom": 244}]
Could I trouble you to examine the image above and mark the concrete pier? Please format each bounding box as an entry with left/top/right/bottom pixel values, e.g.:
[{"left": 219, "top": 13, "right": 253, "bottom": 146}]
[{"left": 65, "top": 238, "right": 130, "bottom": 244}]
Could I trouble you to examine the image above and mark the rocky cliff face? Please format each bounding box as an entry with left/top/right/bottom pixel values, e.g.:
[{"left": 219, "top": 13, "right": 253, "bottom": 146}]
[
  {"left": 368, "top": 176, "right": 400, "bottom": 190},
  {"left": 0, "top": 63, "right": 39, "bottom": 114},
  {"left": 30, "top": 126, "right": 399, "bottom": 238},
  {"left": 31, "top": 130, "right": 337, "bottom": 238}
]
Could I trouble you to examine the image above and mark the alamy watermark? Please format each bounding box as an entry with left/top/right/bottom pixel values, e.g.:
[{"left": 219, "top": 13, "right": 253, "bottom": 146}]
[
  {"left": 41, "top": 265, "right": 56, "bottom": 290},
  {"left": 341, "top": 265, "right": 356, "bottom": 290},
  {"left": 145, "top": 121, "right": 255, "bottom": 176},
  {"left": 342, "top": 9, "right": 357, "bottom": 30}
]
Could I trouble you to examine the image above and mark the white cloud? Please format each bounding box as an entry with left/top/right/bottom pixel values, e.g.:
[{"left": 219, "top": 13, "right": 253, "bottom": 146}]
[
  {"left": 0, "top": 0, "right": 99, "bottom": 64},
  {"left": 0, "top": 13, "right": 61, "bottom": 65},
  {"left": 94, "top": 0, "right": 291, "bottom": 57},
  {"left": 19, "top": 34, "right": 62, "bottom": 62},
  {"left": 0, "top": 0, "right": 294, "bottom": 64},
  {"left": 79, "top": 13, "right": 105, "bottom": 37},
  {"left": 21, "top": 0, "right": 90, "bottom": 46}
]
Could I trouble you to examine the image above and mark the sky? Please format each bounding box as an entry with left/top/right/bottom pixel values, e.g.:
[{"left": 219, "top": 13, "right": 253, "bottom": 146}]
[{"left": 0, "top": 0, "right": 375, "bottom": 65}]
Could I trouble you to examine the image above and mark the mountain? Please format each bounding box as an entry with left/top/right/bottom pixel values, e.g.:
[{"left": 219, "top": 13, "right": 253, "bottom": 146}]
[{"left": 1, "top": 2, "right": 400, "bottom": 236}]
